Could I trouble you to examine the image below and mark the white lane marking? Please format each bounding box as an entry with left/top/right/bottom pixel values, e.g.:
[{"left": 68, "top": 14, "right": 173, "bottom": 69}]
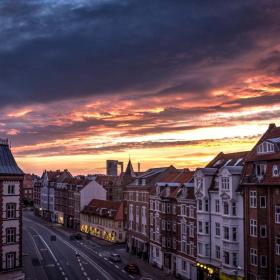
[
  {"left": 24, "top": 218, "right": 113, "bottom": 280},
  {"left": 81, "top": 267, "right": 85, "bottom": 271},
  {"left": 104, "top": 257, "right": 108, "bottom": 261},
  {"left": 83, "top": 272, "right": 88, "bottom": 277},
  {"left": 121, "top": 270, "right": 126, "bottom": 273},
  {"left": 109, "top": 261, "right": 113, "bottom": 264},
  {"left": 129, "top": 275, "right": 135, "bottom": 279},
  {"left": 114, "top": 265, "right": 119, "bottom": 269}
]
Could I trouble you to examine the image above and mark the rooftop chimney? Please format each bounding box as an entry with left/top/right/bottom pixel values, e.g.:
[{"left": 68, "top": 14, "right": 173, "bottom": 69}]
[
  {"left": 138, "top": 162, "right": 141, "bottom": 173},
  {"left": 268, "top": 123, "right": 276, "bottom": 130}
]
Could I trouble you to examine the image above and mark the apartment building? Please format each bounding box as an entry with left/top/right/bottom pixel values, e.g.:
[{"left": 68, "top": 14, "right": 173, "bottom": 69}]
[
  {"left": 194, "top": 151, "right": 248, "bottom": 280},
  {"left": 0, "top": 139, "right": 24, "bottom": 279},
  {"left": 124, "top": 166, "right": 173, "bottom": 261},
  {"left": 41, "top": 169, "right": 72, "bottom": 221},
  {"left": 54, "top": 177, "right": 107, "bottom": 229},
  {"left": 149, "top": 169, "right": 195, "bottom": 279},
  {"left": 241, "top": 123, "right": 280, "bottom": 280},
  {"left": 33, "top": 179, "right": 42, "bottom": 216},
  {"left": 80, "top": 199, "right": 125, "bottom": 243}
]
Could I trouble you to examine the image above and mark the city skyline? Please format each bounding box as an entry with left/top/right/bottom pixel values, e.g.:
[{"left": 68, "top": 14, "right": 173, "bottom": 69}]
[{"left": 1, "top": 0, "right": 280, "bottom": 174}]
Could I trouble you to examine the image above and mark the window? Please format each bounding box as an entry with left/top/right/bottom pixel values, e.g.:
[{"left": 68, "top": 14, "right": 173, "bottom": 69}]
[
  {"left": 221, "top": 177, "right": 230, "bottom": 191},
  {"left": 205, "top": 222, "right": 209, "bottom": 234},
  {"left": 215, "top": 246, "right": 220, "bottom": 259},
  {"left": 181, "top": 205, "right": 186, "bottom": 216},
  {"left": 250, "top": 219, "right": 257, "bottom": 237},
  {"left": 6, "top": 228, "right": 16, "bottom": 244},
  {"left": 273, "top": 165, "right": 279, "bottom": 177},
  {"left": 6, "top": 203, "right": 16, "bottom": 219},
  {"left": 232, "top": 227, "right": 237, "bottom": 241},
  {"left": 215, "top": 200, "right": 220, "bottom": 213},
  {"left": 250, "top": 248, "right": 258, "bottom": 266},
  {"left": 167, "top": 221, "right": 171, "bottom": 231},
  {"left": 198, "top": 221, "right": 203, "bottom": 233},
  {"left": 223, "top": 202, "right": 229, "bottom": 215},
  {"left": 260, "top": 255, "right": 267, "bottom": 268},
  {"left": 232, "top": 253, "right": 238, "bottom": 267},
  {"left": 189, "top": 223, "right": 194, "bottom": 237},
  {"left": 276, "top": 237, "right": 280, "bottom": 255},
  {"left": 198, "top": 200, "right": 202, "bottom": 211},
  {"left": 224, "top": 226, "right": 229, "bottom": 240},
  {"left": 255, "top": 163, "right": 267, "bottom": 177},
  {"left": 257, "top": 142, "right": 274, "bottom": 154},
  {"left": 196, "top": 177, "right": 203, "bottom": 189},
  {"left": 224, "top": 251, "right": 230, "bottom": 265},
  {"left": 205, "top": 199, "right": 209, "bottom": 212},
  {"left": 260, "top": 225, "right": 267, "bottom": 238},
  {"left": 232, "top": 202, "right": 237, "bottom": 216},
  {"left": 215, "top": 223, "right": 220, "bottom": 236},
  {"left": 260, "top": 196, "right": 266, "bottom": 208},
  {"left": 198, "top": 243, "right": 202, "bottom": 255},
  {"left": 277, "top": 266, "right": 280, "bottom": 280},
  {"left": 276, "top": 206, "right": 280, "bottom": 223},
  {"left": 182, "top": 260, "right": 187, "bottom": 272},
  {"left": 6, "top": 252, "right": 16, "bottom": 270},
  {"left": 250, "top": 191, "right": 257, "bottom": 208},
  {"left": 173, "top": 222, "right": 176, "bottom": 232},
  {"left": 7, "top": 185, "right": 15, "bottom": 195},
  {"left": 205, "top": 244, "right": 210, "bottom": 257},
  {"left": 189, "top": 206, "right": 194, "bottom": 218},
  {"left": 162, "top": 220, "right": 165, "bottom": 230},
  {"left": 166, "top": 204, "right": 171, "bottom": 213}
]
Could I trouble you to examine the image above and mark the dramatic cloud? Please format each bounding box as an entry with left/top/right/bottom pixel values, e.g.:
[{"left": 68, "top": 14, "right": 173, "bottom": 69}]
[{"left": 0, "top": 0, "right": 280, "bottom": 174}]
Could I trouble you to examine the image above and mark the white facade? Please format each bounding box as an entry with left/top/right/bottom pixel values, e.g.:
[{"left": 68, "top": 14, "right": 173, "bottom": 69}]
[{"left": 194, "top": 166, "right": 244, "bottom": 278}]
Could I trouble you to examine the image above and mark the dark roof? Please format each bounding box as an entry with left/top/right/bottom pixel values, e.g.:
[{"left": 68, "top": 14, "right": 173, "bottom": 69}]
[
  {"left": 0, "top": 140, "right": 24, "bottom": 176},
  {"left": 124, "top": 159, "right": 136, "bottom": 177},
  {"left": 81, "top": 199, "right": 124, "bottom": 221}
]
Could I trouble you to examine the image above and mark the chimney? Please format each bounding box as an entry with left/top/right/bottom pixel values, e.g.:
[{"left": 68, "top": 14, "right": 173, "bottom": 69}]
[
  {"left": 268, "top": 123, "right": 276, "bottom": 130},
  {"left": 138, "top": 162, "right": 141, "bottom": 173}
]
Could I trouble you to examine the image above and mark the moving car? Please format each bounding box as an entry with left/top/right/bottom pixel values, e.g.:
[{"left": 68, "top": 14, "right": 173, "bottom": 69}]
[
  {"left": 124, "top": 264, "right": 140, "bottom": 274},
  {"left": 109, "top": 253, "right": 121, "bottom": 262}
]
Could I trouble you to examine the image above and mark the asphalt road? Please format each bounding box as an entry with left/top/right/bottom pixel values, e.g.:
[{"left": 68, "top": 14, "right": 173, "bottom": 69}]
[{"left": 23, "top": 211, "right": 137, "bottom": 280}]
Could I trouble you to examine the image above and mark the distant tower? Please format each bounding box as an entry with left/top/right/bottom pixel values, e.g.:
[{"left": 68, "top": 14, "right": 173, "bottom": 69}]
[{"left": 106, "top": 160, "right": 123, "bottom": 176}]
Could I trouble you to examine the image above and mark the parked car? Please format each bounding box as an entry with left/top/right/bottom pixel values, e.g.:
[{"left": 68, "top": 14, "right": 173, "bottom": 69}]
[
  {"left": 124, "top": 264, "right": 140, "bottom": 274},
  {"left": 109, "top": 253, "right": 121, "bottom": 262},
  {"left": 50, "top": 235, "right": 56, "bottom": 241}
]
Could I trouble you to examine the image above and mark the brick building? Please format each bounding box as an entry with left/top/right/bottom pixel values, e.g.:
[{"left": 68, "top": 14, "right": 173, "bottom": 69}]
[
  {"left": 0, "top": 139, "right": 24, "bottom": 279},
  {"left": 241, "top": 123, "right": 280, "bottom": 280}
]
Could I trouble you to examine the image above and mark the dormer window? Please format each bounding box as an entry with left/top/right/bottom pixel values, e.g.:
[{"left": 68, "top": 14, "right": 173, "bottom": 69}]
[
  {"left": 257, "top": 141, "right": 275, "bottom": 154},
  {"left": 273, "top": 165, "right": 279, "bottom": 177},
  {"left": 221, "top": 177, "right": 230, "bottom": 191}
]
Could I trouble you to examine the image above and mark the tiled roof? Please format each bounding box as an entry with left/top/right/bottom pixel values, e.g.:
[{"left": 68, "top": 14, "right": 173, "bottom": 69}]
[
  {"left": 0, "top": 140, "right": 23, "bottom": 176},
  {"left": 206, "top": 151, "right": 249, "bottom": 168},
  {"left": 81, "top": 199, "right": 124, "bottom": 221}
]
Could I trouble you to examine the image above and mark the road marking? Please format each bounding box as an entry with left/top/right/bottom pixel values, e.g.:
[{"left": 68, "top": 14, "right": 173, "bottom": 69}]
[
  {"left": 104, "top": 257, "right": 108, "bottom": 261},
  {"left": 24, "top": 217, "right": 114, "bottom": 280},
  {"left": 83, "top": 272, "right": 88, "bottom": 276},
  {"left": 121, "top": 270, "right": 126, "bottom": 273},
  {"left": 109, "top": 261, "right": 113, "bottom": 264},
  {"left": 114, "top": 265, "right": 119, "bottom": 269},
  {"left": 129, "top": 275, "right": 135, "bottom": 279}
]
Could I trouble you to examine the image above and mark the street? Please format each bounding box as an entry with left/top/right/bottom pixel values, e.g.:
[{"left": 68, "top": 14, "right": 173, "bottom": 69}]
[{"left": 23, "top": 211, "right": 141, "bottom": 280}]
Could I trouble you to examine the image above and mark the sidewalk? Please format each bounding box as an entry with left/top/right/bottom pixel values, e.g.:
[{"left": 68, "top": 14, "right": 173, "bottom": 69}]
[{"left": 118, "top": 251, "right": 177, "bottom": 280}]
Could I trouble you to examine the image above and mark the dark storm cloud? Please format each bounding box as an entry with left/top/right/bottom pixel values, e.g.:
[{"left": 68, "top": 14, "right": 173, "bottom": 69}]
[{"left": 1, "top": 0, "right": 280, "bottom": 107}]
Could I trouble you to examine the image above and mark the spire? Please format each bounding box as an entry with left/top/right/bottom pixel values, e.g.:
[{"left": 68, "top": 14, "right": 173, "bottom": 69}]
[{"left": 124, "top": 159, "right": 136, "bottom": 177}]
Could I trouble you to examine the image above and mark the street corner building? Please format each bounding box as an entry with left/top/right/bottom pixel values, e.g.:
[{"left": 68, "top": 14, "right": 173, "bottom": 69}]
[
  {"left": 80, "top": 199, "right": 126, "bottom": 243},
  {"left": 241, "top": 123, "right": 280, "bottom": 280},
  {"left": 194, "top": 150, "right": 248, "bottom": 280},
  {"left": 0, "top": 139, "right": 24, "bottom": 280}
]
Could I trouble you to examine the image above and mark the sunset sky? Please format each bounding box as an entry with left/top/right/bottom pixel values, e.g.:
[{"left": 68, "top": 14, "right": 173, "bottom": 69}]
[{"left": 1, "top": 0, "right": 280, "bottom": 175}]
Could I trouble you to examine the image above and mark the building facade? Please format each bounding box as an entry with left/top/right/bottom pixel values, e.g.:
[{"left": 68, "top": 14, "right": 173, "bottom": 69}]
[
  {"left": 194, "top": 151, "right": 247, "bottom": 280},
  {"left": 80, "top": 199, "right": 125, "bottom": 243},
  {"left": 241, "top": 123, "right": 280, "bottom": 280},
  {"left": 0, "top": 139, "right": 24, "bottom": 279}
]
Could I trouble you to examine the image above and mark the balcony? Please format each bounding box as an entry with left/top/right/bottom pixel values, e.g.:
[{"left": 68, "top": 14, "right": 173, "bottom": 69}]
[{"left": 243, "top": 175, "right": 264, "bottom": 184}]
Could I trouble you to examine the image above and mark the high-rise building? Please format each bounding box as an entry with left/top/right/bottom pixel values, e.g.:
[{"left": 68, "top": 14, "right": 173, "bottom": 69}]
[
  {"left": 106, "top": 160, "right": 123, "bottom": 176},
  {"left": 0, "top": 139, "right": 24, "bottom": 279}
]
